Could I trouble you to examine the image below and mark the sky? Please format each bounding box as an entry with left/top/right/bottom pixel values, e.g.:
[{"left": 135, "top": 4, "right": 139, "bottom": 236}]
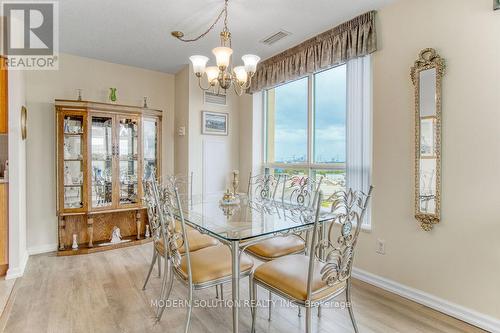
[{"left": 271, "top": 64, "right": 346, "bottom": 164}]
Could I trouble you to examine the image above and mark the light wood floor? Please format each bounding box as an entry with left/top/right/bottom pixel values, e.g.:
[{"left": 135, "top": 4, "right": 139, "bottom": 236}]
[
  {"left": 0, "top": 277, "right": 15, "bottom": 317},
  {"left": 0, "top": 244, "right": 485, "bottom": 333}
]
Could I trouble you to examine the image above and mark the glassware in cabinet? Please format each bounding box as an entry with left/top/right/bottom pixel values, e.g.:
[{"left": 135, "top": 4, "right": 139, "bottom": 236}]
[
  {"left": 62, "top": 115, "right": 84, "bottom": 209},
  {"left": 143, "top": 118, "right": 158, "bottom": 180},
  {"left": 90, "top": 116, "right": 113, "bottom": 209},
  {"left": 118, "top": 117, "right": 139, "bottom": 205}
]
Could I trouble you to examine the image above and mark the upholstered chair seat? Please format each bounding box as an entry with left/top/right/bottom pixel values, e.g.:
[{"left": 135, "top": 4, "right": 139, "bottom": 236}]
[
  {"left": 178, "top": 244, "right": 254, "bottom": 284},
  {"left": 155, "top": 229, "right": 218, "bottom": 255},
  {"left": 254, "top": 254, "right": 346, "bottom": 301},
  {"left": 246, "top": 235, "right": 305, "bottom": 260}
]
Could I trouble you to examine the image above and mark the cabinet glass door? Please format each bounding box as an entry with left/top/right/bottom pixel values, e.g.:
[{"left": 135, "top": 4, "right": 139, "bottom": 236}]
[
  {"left": 63, "top": 115, "right": 84, "bottom": 209},
  {"left": 90, "top": 116, "right": 113, "bottom": 209},
  {"left": 118, "top": 117, "right": 140, "bottom": 206},
  {"left": 143, "top": 118, "right": 158, "bottom": 180}
]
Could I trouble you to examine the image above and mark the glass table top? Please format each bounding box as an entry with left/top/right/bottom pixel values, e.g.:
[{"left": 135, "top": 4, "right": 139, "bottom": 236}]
[{"left": 180, "top": 193, "right": 335, "bottom": 242}]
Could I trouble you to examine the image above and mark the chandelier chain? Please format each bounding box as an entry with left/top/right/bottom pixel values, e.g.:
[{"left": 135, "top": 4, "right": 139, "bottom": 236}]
[
  {"left": 173, "top": 1, "right": 228, "bottom": 43},
  {"left": 223, "top": 0, "right": 229, "bottom": 32},
  {"left": 176, "top": 0, "right": 259, "bottom": 96}
]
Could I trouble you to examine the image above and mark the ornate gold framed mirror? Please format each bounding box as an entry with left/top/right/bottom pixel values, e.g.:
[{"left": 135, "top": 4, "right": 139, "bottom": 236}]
[{"left": 411, "top": 48, "right": 445, "bottom": 231}]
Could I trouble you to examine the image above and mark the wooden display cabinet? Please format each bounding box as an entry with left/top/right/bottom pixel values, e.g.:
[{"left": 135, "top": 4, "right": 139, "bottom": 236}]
[{"left": 55, "top": 100, "right": 162, "bottom": 255}]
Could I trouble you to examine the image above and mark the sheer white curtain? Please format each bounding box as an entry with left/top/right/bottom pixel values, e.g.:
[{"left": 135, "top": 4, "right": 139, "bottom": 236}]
[{"left": 346, "top": 55, "right": 373, "bottom": 227}]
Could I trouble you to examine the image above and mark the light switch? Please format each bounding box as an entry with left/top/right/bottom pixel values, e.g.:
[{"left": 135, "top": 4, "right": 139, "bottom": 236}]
[{"left": 178, "top": 126, "right": 186, "bottom": 136}]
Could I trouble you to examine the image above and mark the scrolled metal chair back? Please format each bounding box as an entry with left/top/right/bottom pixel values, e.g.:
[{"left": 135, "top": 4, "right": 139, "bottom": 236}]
[
  {"left": 247, "top": 172, "right": 279, "bottom": 202},
  {"left": 143, "top": 178, "right": 167, "bottom": 250},
  {"left": 279, "top": 174, "right": 323, "bottom": 208},
  {"left": 151, "top": 178, "right": 193, "bottom": 281},
  {"left": 315, "top": 186, "right": 373, "bottom": 287}
]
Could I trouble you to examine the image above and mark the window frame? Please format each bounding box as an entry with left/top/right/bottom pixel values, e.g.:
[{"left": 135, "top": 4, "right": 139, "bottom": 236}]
[
  {"left": 263, "top": 64, "right": 347, "bottom": 173},
  {"left": 262, "top": 59, "right": 372, "bottom": 230}
]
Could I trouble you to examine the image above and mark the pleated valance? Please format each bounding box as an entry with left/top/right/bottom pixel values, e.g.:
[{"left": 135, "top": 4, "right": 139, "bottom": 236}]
[{"left": 249, "top": 11, "right": 377, "bottom": 93}]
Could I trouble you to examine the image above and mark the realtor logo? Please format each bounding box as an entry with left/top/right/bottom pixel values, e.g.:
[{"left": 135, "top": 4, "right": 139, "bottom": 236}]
[{"left": 1, "top": 1, "right": 59, "bottom": 70}]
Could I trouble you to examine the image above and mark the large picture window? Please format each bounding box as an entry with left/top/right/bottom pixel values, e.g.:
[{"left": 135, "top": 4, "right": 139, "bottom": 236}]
[
  {"left": 266, "top": 77, "right": 308, "bottom": 164},
  {"left": 264, "top": 56, "right": 372, "bottom": 226}
]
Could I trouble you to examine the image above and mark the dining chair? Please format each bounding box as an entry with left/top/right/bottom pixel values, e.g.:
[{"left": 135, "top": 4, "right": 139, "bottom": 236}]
[
  {"left": 151, "top": 177, "right": 255, "bottom": 331},
  {"left": 246, "top": 171, "right": 280, "bottom": 202},
  {"left": 278, "top": 174, "right": 323, "bottom": 209},
  {"left": 141, "top": 178, "right": 218, "bottom": 292},
  {"left": 245, "top": 173, "right": 323, "bottom": 319},
  {"left": 250, "top": 186, "right": 373, "bottom": 333}
]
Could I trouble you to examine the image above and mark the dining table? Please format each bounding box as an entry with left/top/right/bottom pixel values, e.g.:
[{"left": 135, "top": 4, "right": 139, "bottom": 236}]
[{"left": 179, "top": 192, "right": 335, "bottom": 333}]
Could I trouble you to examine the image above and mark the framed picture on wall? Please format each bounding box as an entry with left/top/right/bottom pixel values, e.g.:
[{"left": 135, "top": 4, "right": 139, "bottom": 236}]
[{"left": 201, "top": 111, "right": 228, "bottom": 136}]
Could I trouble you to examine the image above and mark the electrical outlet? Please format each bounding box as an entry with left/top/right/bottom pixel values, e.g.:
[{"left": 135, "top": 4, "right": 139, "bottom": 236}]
[{"left": 376, "top": 239, "right": 386, "bottom": 255}]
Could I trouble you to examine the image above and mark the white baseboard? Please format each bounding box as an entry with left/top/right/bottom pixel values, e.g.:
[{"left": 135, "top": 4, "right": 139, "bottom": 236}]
[
  {"left": 27, "top": 243, "right": 58, "bottom": 256},
  {"left": 5, "top": 250, "right": 29, "bottom": 280},
  {"left": 352, "top": 267, "right": 499, "bottom": 333}
]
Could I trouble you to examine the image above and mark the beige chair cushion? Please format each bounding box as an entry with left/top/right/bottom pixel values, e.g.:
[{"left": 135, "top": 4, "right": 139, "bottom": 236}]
[
  {"left": 254, "top": 254, "right": 346, "bottom": 301},
  {"left": 246, "top": 235, "right": 305, "bottom": 260},
  {"left": 155, "top": 229, "right": 218, "bottom": 255},
  {"left": 179, "top": 245, "right": 254, "bottom": 284}
]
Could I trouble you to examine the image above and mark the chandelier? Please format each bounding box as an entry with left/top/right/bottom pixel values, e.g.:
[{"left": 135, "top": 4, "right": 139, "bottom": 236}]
[{"left": 171, "top": 0, "right": 260, "bottom": 96}]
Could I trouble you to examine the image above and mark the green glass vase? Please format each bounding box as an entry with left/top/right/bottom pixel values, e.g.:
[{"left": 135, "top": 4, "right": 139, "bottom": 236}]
[{"left": 109, "top": 88, "right": 117, "bottom": 102}]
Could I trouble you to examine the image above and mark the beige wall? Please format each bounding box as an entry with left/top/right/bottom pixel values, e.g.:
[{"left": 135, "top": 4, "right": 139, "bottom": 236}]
[
  {"left": 359, "top": 0, "right": 500, "bottom": 319},
  {"left": 240, "top": 0, "right": 500, "bottom": 322},
  {"left": 7, "top": 63, "right": 28, "bottom": 279},
  {"left": 174, "top": 66, "right": 189, "bottom": 179},
  {"left": 25, "top": 53, "right": 175, "bottom": 251},
  {"left": 237, "top": 93, "right": 253, "bottom": 187},
  {"left": 174, "top": 64, "right": 241, "bottom": 195}
]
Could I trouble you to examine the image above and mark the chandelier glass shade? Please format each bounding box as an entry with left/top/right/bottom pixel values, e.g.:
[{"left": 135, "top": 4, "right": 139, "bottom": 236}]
[{"left": 172, "top": 0, "right": 260, "bottom": 96}]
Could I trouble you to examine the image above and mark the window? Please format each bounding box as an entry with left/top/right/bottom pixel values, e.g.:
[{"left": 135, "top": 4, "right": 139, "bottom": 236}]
[
  {"left": 314, "top": 65, "right": 346, "bottom": 164},
  {"left": 266, "top": 77, "right": 308, "bottom": 163},
  {"left": 264, "top": 56, "right": 372, "bottom": 226}
]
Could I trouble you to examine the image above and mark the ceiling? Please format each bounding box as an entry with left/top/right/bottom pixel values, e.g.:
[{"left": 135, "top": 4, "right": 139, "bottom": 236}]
[{"left": 59, "top": 0, "right": 395, "bottom": 74}]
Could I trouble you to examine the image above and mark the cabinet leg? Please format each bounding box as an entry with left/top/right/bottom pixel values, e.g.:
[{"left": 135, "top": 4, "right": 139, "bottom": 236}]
[
  {"left": 58, "top": 216, "right": 65, "bottom": 250},
  {"left": 87, "top": 217, "right": 94, "bottom": 248},
  {"left": 136, "top": 211, "right": 141, "bottom": 240}
]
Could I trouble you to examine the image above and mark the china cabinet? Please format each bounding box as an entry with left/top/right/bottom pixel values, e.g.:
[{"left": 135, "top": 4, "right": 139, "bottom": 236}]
[{"left": 55, "top": 100, "right": 162, "bottom": 255}]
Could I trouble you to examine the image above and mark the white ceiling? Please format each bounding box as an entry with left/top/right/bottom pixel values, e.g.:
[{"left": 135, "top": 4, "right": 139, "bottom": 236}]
[{"left": 60, "top": 0, "right": 395, "bottom": 74}]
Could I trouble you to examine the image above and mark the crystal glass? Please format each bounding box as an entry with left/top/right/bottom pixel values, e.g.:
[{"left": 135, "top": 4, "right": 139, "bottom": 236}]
[
  {"left": 64, "top": 135, "right": 82, "bottom": 160},
  {"left": 64, "top": 186, "right": 82, "bottom": 209},
  {"left": 63, "top": 115, "right": 84, "bottom": 209},
  {"left": 143, "top": 119, "right": 158, "bottom": 181},
  {"left": 91, "top": 117, "right": 113, "bottom": 208},
  {"left": 118, "top": 118, "right": 139, "bottom": 205},
  {"left": 63, "top": 115, "right": 83, "bottom": 134}
]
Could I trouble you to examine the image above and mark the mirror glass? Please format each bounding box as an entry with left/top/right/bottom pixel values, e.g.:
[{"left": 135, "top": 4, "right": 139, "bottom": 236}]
[
  {"left": 418, "top": 68, "right": 437, "bottom": 214},
  {"left": 411, "top": 48, "right": 444, "bottom": 231}
]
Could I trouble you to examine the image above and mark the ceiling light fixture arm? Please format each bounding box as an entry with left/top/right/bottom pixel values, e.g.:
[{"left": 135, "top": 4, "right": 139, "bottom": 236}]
[
  {"left": 232, "top": 74, "right": 253, "bottom": 96},
  {"left": 195, "top": 73, "right": 217, "bottom": 92}
]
